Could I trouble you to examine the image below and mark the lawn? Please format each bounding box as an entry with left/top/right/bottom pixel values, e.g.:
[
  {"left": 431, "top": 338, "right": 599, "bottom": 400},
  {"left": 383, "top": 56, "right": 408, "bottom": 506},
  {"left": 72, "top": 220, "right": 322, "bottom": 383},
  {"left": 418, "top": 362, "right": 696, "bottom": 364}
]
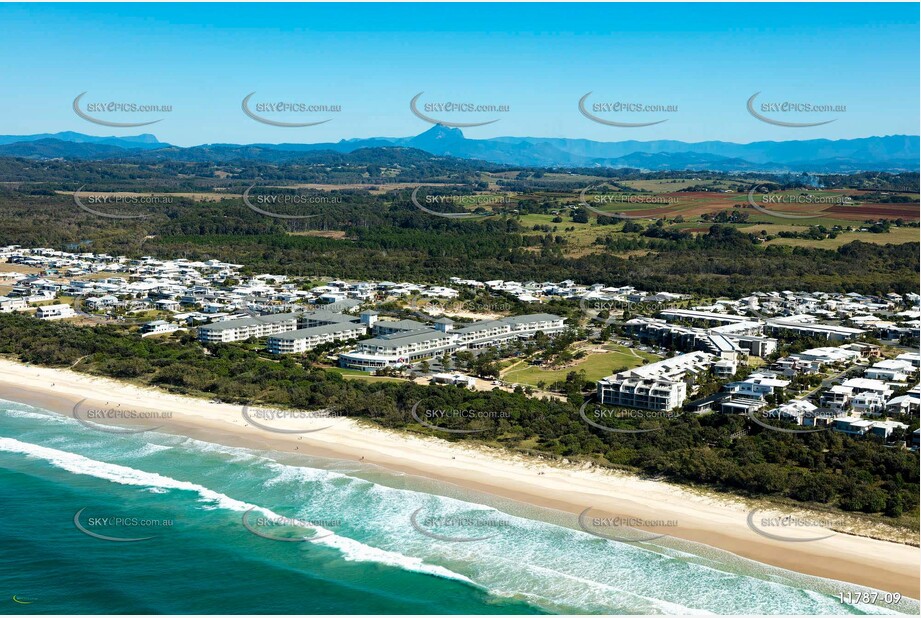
[
  {"left": 325, "top": 367, "right": 405, "bottom": 382},
  {"left": 764, "top": 227, "right": 919, "bottom": 249},
  {"left": 502, "top": 344, "right": 661, "bottom": 386}
]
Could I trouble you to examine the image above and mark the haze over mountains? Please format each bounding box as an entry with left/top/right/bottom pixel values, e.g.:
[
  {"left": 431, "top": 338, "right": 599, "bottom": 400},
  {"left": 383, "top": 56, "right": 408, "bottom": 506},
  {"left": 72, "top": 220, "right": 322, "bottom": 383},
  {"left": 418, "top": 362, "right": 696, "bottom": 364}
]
[{"left": 0, "top": 127, "right": 917, "bottom": 173}]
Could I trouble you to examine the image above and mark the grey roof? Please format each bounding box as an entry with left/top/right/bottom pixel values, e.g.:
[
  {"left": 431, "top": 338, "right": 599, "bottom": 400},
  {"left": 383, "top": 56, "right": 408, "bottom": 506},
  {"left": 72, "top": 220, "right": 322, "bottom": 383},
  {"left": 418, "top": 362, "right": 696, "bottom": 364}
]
[
  {"left": 199, "top": 312, "right": 299, "bottom": 331},
  {"left": 375, "top": 319, "right": 429, "bottom": 331},
  {"left": 499, "top": 313, "right": 562, "bottom": 325},
  {"left": 361, "top": 328, "right": 452, "bottom": 348},
  {"left": 269, "top": 323, "right": 365, "bottom": 340},
  {"left": 304, "top": 310, "right": 361, "bottom": 324}
]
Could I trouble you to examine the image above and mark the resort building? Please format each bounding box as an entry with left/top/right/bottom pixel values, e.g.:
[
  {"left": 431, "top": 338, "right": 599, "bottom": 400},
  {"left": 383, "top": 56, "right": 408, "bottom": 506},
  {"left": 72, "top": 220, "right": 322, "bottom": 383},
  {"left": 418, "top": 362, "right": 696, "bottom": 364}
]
[
  {"left": 197, "top": 313, "right": 299, "bottom": 343},
  {"left": 267, "top": 322, "right": 367, "bottom": 354},
  {"left": 597, "top": 351, "right": 714, "bottom": 412},
  {"left": 339, "top": 313, "right": 566, "bottom": 371},
  {"left": 338, "top": 329, "right": 459, "bottom": 371}
]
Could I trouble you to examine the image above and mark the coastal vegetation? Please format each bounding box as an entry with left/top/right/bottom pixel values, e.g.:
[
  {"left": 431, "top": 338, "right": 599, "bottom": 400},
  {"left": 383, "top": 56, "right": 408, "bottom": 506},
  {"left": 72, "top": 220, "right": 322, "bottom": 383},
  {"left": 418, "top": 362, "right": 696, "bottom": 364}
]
[{"left": 0, "top": 311, "right": 916, "bottom": 527}]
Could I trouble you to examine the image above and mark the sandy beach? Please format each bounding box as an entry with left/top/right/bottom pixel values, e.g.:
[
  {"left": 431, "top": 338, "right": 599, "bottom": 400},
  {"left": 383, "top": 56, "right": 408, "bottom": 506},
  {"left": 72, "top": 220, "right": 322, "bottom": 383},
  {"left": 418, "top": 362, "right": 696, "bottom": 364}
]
[{"left": 0, "top": 356, "right": 917, "bottom": 598}]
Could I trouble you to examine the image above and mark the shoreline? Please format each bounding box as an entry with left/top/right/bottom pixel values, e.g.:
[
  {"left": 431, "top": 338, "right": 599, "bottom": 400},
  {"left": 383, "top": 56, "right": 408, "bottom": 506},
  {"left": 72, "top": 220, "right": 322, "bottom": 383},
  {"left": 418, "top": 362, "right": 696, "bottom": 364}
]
[{"left": 0, "top": 357, "right": 917, "bottom": 598}]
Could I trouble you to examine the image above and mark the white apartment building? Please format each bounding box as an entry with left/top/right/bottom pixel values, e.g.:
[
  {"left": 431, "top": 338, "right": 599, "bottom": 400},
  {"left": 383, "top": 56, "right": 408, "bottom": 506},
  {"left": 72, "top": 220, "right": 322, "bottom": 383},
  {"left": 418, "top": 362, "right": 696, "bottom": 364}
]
[
  {"left": 197, "top": 313, "right": 299, "bottom": 343},
  {"left": 339, "top": 313, "right": 565, "bottom": 371},
  {"left": 339, "top": 329, "right": 459, "bottom": 371},
  {"left": 764, "top": 319, "right": 865, "bottom": 342},
  {"left": 597, "top": 351, "right": 714, "bottom": 412},
  {"left": 36, "top": 304, "right": 76, "bottom": 320},
  {"left": 267, "top": 323, "right": 367, "bottom": 354},
  {"left": 453, "top": 314, "right": 566, "bottom": 349},
  {"left": 0, "top": 296, "right": 27, "bottom": 313}
]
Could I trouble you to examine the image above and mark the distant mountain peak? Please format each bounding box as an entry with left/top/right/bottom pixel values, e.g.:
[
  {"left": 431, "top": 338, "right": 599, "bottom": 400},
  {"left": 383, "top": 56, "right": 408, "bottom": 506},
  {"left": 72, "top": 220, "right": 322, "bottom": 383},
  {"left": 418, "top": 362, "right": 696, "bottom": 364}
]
[{"left": 418, "top": 124, "right": 465, "bottom": 139}]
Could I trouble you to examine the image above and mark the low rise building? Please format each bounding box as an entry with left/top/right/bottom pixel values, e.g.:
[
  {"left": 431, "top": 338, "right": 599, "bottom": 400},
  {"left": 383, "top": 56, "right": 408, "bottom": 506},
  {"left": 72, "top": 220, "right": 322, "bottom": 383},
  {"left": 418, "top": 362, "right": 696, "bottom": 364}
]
[
  {"left": 36, "top": 303, "right": 75, "bottom": 320},
  {"left": 197, "top": 313, "right": 299, "bottom": 343},
  {"left": 597, "top": 351, "right": 714, "bottom": 412},
  {"left": 267, "top": 322, "right": 367, "bottom": 354}
]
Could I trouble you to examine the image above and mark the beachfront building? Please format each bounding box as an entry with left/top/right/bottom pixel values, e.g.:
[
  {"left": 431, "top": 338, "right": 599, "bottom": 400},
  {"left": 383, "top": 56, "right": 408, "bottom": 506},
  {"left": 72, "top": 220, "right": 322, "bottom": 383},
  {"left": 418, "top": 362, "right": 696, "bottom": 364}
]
[
  {"left": 338, "top": 329, "right": 459, "bottom": 371},
  {"left": 431, "top": 372, "right": 476, "bottom": 388},
  {"left": 197, "top": 313, "right": 299, "bottom": 343},
  {"left": 832, "top": 417, "right": 909, "bottom": 440},
  {"left": 140, "top": 320, "right": 180, "bottom": 335},
  {"left": 267, "top": 322, "right": 367, "bottom": 354},
  {"left": 597, "top": 351, "right": 714, "bottom": 412},
  {"left": 453, "top": 314, "right": 566, "bottom": 349},
  {"left": 339, "top": 313, "right": 566, "bottom": 371},
  {"left": 36, "top": 303, "right": 76, "bottom": 320}
]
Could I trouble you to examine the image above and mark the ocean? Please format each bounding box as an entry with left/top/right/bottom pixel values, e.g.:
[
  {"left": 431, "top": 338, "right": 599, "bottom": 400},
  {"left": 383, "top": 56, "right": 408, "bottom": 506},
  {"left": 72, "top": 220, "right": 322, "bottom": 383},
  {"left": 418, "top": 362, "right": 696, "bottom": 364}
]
[{"left": 0, "top": 399, "right": 917, "bottom": 615}]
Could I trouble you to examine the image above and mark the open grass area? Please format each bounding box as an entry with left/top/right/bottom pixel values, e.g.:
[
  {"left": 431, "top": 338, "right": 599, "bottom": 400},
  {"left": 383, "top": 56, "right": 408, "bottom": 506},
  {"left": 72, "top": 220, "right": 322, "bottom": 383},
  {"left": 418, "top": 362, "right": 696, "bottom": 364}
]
[
  {"left": 325, "top": 366, "right": 405, "bottom": 382},
  {"left": 765, "top": 227, "right": 920, "bottom": 249},
  {"left": 502, "top": 344, "right": 661, "bottom": 386}
]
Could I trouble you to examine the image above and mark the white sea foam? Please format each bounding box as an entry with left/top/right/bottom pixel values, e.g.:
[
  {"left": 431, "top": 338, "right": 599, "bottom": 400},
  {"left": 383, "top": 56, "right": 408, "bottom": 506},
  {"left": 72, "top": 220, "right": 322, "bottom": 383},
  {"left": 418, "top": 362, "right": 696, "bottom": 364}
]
[{"left": 0, "top": 437, "right": 473, "bottom": 585}]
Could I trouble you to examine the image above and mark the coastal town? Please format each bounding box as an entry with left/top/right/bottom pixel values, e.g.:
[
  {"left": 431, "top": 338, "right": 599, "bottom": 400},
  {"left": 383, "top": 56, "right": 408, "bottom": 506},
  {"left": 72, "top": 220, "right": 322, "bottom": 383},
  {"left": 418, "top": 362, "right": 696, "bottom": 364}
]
[{"left": 1, "top": 244, "right": 917, "bottom": 447}]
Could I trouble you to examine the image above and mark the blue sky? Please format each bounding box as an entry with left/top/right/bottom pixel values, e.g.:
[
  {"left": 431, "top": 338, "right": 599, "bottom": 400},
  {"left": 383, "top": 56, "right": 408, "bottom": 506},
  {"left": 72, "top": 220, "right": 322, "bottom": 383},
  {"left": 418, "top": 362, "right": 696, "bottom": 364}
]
[{"left": 1, "top": 3, "right": 918, "bottom": 146}]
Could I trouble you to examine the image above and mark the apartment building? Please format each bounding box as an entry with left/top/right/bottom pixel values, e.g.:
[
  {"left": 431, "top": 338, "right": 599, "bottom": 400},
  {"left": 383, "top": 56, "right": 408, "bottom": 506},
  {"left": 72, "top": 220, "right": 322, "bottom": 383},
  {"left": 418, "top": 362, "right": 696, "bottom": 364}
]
[
  {"left": 597, "top": 351, "right": 714, "bottom": 412},
  {"left": 36, "top": 304, "right": 76, "bottom": 320},
  {"left": 764, "top": 319, "right": 865, "bottom": 342},
  {"left": 339, "top": 313, "right": 565, "bottom": 371},
  {"left": 267, "top": 322, "right": 367, "bottom": 354},
  {"left": 197, "top": 313, "right": 299, "bottom": 343},
  {"left": 339, "top": 329, "right": 459, "bottom": 371}
]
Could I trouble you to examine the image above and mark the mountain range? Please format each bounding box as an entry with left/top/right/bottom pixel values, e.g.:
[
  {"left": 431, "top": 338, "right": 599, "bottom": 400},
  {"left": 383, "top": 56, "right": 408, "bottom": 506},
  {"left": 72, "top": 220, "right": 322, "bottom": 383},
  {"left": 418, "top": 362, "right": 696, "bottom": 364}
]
[{"left": 0, "top": 127, "right": 917, "bottom": 173}]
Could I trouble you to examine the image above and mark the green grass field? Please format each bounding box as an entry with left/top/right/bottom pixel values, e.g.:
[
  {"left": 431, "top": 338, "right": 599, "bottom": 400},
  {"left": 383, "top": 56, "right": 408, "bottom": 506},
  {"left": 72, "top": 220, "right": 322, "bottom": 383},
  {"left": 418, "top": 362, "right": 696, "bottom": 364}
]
[
  {"left": 501, "top": 344, "right": 661, "bottom": 386},
  {"left": 325, "top": 367, "right": 405, "bottom": 382},
  {"left": 764, "top": 227, "right": 920, "bottom": 249}
]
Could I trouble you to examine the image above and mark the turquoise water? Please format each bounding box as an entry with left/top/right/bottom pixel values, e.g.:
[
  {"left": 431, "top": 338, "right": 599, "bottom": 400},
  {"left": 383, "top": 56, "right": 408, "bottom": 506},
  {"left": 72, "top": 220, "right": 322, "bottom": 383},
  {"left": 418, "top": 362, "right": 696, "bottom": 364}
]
[{"left": 0, "top": 399, "right": 917, "bottom": 615}]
